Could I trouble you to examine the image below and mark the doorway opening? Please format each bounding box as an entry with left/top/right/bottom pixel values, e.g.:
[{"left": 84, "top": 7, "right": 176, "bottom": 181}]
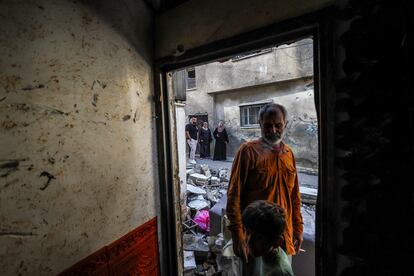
[{"left": 167, "top": 37, "right": 318, "bottom": 276}]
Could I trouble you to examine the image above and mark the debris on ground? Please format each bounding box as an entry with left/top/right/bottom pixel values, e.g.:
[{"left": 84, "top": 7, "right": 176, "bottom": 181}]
[
  {"left": 184, "top": 251, "right": 197, "bottom": 271},
  {"left": 183, "top": 160, "right": 317, "bottom": 275}
]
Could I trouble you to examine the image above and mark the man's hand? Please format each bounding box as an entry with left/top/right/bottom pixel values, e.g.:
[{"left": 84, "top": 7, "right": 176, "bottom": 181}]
[
  {"left": 233, "top": 237, "right": 249, "bottom": 263},
  {"left": 293, "top": 233, "right": 303, "bottom": 254}
]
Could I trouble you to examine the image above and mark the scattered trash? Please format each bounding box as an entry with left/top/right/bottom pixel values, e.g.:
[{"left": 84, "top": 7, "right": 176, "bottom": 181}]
[{"left": 193, "top": 210, "right": 210, "bottom": 232}]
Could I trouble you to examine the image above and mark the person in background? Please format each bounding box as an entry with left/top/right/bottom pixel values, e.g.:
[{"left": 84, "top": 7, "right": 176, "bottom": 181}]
[
  {"left": 213, "top": 120, "right": 229, "bottom": 161},
  {"left": 242, "top": 200, "right": 294, "bottom": 276},
  {"left": 199, "top": 121, "right": 212, "bottom": 159},
  {"left": 185, "top": 117, "right": 198, "bottom": 164},
  {"left": 226, "top": 103, "right": 303, "bottom": 275}
]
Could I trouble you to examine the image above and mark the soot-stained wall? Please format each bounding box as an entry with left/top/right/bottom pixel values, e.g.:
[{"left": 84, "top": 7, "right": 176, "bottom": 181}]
[
  {"left": 333, "top": 0, "right": 412, "bottom": 275},
  {"left": 155, "top": 0, "right": 333, "bottom": 58},
  {"left": 0, "top": 1, "right": 157, "bottom": 275}
]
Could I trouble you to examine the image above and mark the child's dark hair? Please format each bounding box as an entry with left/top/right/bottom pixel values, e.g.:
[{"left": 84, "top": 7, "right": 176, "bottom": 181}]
[{"left": 242, "top": 200, "right": 286, "bottom": 239}]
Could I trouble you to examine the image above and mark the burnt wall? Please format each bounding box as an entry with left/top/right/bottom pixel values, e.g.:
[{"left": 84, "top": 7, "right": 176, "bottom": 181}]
[{"left": 333, "top": 0, "right": 412, "bottom": 275}]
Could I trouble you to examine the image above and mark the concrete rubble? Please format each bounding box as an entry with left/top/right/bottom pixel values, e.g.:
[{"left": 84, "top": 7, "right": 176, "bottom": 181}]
[
  {"left": 183, "top": 161, "right": 317, "bottom": 275},
  {"left": 184, "top": 163, "right": 233, "bottom": 275}
]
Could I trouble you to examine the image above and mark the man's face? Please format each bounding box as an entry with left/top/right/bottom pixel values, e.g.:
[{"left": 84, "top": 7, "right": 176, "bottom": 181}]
[
  {"left": 192, "top": 118, "right": 197, "bottom": 125},
  {"left": 260, "top": 109, "right": 286, "bottom": 145}
]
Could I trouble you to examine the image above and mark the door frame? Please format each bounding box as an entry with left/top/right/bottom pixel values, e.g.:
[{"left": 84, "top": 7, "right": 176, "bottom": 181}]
[{"left": 153, "top": 8, "right": 336, "bottom": 276}]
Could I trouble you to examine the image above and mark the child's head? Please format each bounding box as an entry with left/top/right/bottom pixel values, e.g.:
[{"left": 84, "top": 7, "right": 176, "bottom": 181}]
[{"left": 242, "top": 200, "right": 286, "bottom": 257}]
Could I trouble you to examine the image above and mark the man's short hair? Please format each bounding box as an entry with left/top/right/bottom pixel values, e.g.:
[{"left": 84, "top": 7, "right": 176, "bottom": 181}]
[
  {"left": 242, "top": 200, "right": 286, "bottom": 239},
  {"left": 259, "top": 103, "right": 288, "bottom": 123}
]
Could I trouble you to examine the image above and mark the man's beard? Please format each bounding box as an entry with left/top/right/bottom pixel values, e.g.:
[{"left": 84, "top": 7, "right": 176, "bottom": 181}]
[{"left": 263, "top": 131, "right": 284, "bottom": 145}]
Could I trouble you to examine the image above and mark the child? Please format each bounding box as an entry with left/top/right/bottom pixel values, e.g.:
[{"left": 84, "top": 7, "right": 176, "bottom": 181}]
[{"left": 242, "top": 200, "right": 294, "bottom": 276}]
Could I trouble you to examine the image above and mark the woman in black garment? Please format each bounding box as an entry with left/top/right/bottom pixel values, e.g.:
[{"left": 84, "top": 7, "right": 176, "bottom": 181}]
[
  {"left": 198, "top": 121, "right": 212, "bottom": 158},
  {"left": 213, "top": 120, "right": 229, "bottom": 161}
]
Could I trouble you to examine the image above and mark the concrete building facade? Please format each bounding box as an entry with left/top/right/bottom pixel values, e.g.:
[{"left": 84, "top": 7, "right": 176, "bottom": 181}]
[{"left": 185, "top": 39, "right": 318, "bottom": 169}]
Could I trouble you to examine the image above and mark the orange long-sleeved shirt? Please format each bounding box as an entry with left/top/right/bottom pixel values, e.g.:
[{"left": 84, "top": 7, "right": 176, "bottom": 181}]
[{"left": 226, "top": 139, "right": 303, "bottom": 255}]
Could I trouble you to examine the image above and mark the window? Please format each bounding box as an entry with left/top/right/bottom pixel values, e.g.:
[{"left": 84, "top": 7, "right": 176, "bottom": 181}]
[
  {"left": 186, "top": 68, "right": 196, "bottom": 90},
  {"left": 240, "top": 104, "right": 265, "bottom": 127}
]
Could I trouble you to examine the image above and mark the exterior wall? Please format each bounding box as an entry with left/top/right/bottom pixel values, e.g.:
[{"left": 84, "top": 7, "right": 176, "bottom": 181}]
[
  {"left": 201, "top": 39, "right": 313, "bottom": 93},
  {"left": 214, "top": 78, "right": 317, "bottom": 169},
  {"left": 183, "top": 39, "right": 316, "bottom": 168},
  {"left": 155, "top": 0, "right": 333, "bottom": 58},
  {"left": 0, "top": 1, "right": 157, "bottom": 275},
  {"left": 185, "top": 66, "right": 216, "bottom": 126}
]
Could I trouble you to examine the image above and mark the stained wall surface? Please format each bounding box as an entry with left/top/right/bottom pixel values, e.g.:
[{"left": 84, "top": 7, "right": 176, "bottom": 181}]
[
  {"left": 214, "top": 79, "right": 317, "bottom": 168},
  {"left": 0, "top": 1, "right": 158, "bottom": 275}
]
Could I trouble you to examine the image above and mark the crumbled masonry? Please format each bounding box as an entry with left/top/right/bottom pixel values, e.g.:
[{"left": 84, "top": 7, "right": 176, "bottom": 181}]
[{"left": 183, "top": 160, "right": 317, "bottom": 275}]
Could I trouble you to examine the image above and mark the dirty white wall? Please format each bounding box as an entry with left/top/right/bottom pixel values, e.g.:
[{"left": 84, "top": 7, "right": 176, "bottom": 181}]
[
  {"left": 155, "top": 0, "right": 333, "bottom": 58},
  {"left": 184, "top": 65, "right": 216, "bottom": 127},
  {"left": 0, "top": 1, "right": 157, "bottom": 275},
  {"left": 200, "top": 39, "right": 314, "bottom": 93}
]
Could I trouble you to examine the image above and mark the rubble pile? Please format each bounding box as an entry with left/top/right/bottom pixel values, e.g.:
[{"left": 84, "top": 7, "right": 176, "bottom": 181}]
[
  {"left": 183, "top": 162, "right": 317, "bottom": 275},
  {"left": 183, "top": 164, "right": 237, "bottom": 275}
]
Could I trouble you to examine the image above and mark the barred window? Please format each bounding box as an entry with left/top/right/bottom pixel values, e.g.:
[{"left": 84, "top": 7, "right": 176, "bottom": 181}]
[{"left": 240, "top": 104, "right": 264, "bottom": 127}]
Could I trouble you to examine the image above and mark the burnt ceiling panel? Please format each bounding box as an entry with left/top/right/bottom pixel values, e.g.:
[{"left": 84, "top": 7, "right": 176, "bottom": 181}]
[{"left": 144, "top": 0, "right": 189, "bottom": 12}]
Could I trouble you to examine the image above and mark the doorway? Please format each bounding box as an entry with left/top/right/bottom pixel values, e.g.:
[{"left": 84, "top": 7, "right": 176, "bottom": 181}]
[{"left": 154, "top": 17, "right": 335, "bottom": 276}]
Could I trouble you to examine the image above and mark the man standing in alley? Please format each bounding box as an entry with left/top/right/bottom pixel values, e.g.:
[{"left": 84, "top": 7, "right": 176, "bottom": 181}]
[
  {"left": 226, "top": 103, "right": 303, "bottom": 274},
  {"left": 186, "top": 116, "right": 199, "bottom": 164}
]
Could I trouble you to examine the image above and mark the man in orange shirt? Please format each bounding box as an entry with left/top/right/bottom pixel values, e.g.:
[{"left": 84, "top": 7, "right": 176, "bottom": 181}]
[{"left": 226, "top": 103, "right": 303, "bottom": 273}]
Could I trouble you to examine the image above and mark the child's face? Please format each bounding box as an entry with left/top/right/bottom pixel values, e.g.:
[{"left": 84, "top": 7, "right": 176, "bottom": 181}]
[{"left": 245, "top": 228, "right": 274, "bottom": 257}]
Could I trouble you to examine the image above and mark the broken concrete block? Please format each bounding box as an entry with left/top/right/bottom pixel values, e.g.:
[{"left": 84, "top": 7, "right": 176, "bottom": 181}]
[
  {"left": 190, "top": 173, "right": 210, "bottom": 185},
  {"left": 183, "top": 234, "right": 209, "bottom": 252},
  {"left": 200, "top": 164, "right": 211, "bottom": 177},
  {"left": 221, "top": 181, "right": 229, "bottom": 188},
  {"left": 213, "top": 234, "right": 225, "bottom": 252},
  {"left": 219, "top": 169, "right": 229, "bottom": 182},
  {"left": 206, "top": 189, "right": 221, "bottom": 204},
  {"left": 188, "top": 196, "right": 210, "bottom": 210},
  {"left": 183, "top": 250, "right": 196, "bottom": 271},
  {"left": 187, "top": 184, "right": 207, "bottom": 195},
  {"left": 210, "top": 176, "right": 220, "bottom": 186}
]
